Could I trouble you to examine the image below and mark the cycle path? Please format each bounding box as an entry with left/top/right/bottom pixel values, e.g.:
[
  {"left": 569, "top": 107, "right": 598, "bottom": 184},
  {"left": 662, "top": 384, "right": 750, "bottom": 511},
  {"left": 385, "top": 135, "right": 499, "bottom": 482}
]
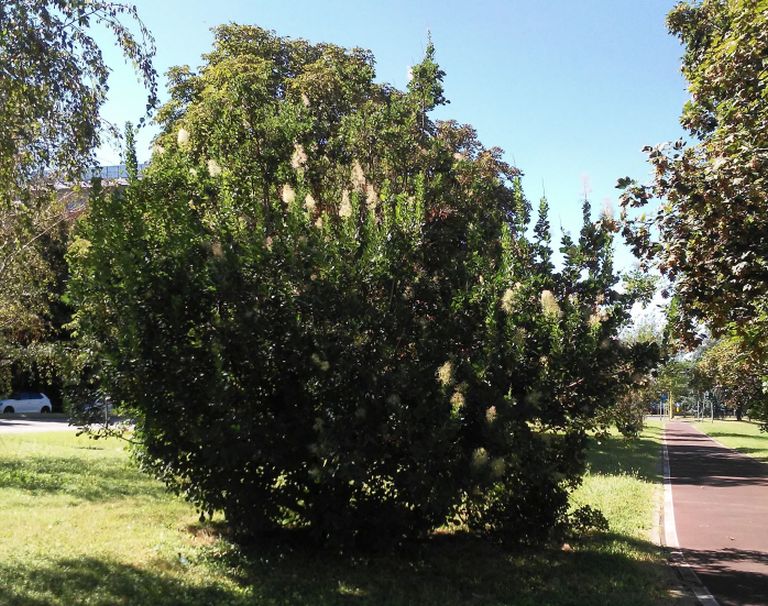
[{"left": 665, "top": 421, "right": 768, "bottom": 606}]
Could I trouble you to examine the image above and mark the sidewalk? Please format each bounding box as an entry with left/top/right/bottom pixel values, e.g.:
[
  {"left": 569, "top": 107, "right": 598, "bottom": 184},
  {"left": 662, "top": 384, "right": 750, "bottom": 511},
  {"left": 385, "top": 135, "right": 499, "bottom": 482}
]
[{"left": 665, "top": 421, "right": 768, "bottom": 606}]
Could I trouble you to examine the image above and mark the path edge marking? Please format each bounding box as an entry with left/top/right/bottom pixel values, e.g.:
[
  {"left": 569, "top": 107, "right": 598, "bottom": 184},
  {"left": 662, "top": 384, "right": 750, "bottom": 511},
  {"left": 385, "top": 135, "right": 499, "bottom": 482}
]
[{"left": 662, "top": 424, "right": 721, "bottom": 606}]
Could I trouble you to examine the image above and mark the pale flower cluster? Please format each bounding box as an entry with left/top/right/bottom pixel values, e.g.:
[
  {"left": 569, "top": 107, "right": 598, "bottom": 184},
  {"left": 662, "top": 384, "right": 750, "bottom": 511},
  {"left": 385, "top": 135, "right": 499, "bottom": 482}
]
[
  {"left": 450, "top": 391, "right": 465, "bottom": 413},
  {"left": 485, "top": 406, "right": 497, "bottom": 424},
  {"left": 540, "top": 289, "right": 561, "bottom": 319},
  {"left": 281, "top": 184, "right": 296, "bottom": 205},
  {"left": 589, "top": 308, "right": 608, "bottom": 328},
  {"left": 310, "top": 353, "right": 330, "bottom": 372},
  {"left": 339, "top": 190, "right": 353, "bottom": 218},
  {"left": 471, "top": 447, "right": 489, "bottom": 471},
  {"left": 436, "top": 361, "right": 453, "bottom": 387},
  {"left": 291, "top": 143, "right": 308, "bottom": 170},
  {"left": 177, "top": 127, "right": 190, "bottom": 148},
  {"left": 351, "top": 160, "right": 366, "bottom": 190},
  {"left": 490, "top": 457, "right": 506, "bottom": 479},
  {"left": 304, "top": 193, "right": 317, "bottom": 214},
  {"left": 207, "top": 159, "right": 222, "bottom": 177},
  {"left": 500, "top": 288, "right": 515, "bottom": 314},
  {"left": 365, "top": 184, "right": 378, "bottom": 210}
]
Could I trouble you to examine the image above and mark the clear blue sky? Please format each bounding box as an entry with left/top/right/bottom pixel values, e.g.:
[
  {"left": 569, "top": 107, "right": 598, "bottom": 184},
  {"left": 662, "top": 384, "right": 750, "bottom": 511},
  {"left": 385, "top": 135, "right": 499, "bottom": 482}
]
[{"left": 95, "top": 0, "right": 688, "bottom": 271}]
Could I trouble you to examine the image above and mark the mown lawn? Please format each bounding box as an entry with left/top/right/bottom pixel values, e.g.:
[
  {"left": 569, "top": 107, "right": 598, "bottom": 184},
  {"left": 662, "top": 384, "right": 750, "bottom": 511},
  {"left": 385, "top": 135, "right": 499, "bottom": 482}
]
[
  {"left": 692, "top": 419, "right": 768, "bottom": 462},
  {"left": 0, "top": 423, "right": 686, "bottom": 606}
]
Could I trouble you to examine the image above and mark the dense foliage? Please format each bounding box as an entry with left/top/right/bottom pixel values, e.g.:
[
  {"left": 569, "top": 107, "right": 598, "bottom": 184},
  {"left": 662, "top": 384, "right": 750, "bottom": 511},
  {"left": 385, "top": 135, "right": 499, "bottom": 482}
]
[
  {"left": 69, "top": 26, "right": 656, "bottom": 546},
  {"left": 618, "top": 0, "right": 768, "bottom": 407}
]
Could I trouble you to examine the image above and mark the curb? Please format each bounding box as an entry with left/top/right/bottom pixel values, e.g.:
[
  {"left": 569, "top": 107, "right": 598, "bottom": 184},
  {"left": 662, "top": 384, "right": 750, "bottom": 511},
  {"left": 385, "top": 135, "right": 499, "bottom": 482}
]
[{"left": 661, "top": 426, "right": 721, "bottom": 606}]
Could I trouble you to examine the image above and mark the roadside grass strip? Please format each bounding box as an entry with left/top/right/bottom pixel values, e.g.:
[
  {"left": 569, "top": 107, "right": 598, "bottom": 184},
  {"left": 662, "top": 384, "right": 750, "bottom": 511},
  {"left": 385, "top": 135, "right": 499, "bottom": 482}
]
[{"left": 0, "top": 425, "right": 685, "bottom": 605}]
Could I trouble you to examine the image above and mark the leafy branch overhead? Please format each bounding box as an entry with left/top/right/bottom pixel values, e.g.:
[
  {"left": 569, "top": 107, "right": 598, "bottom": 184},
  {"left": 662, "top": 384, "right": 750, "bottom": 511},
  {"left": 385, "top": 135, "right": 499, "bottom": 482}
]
[{"left": 618, "top": 0, "right": 768, "bottom": 355}]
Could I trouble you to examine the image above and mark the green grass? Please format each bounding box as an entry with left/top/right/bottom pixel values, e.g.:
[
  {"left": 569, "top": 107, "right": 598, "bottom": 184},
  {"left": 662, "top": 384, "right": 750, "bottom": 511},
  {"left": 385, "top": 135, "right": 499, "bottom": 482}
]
[
  {"left": 692, "top": 419, "right": 768, "bottom": 462},
  {"left": 0, "top": 424, "right": 685, "bottom": 606}
]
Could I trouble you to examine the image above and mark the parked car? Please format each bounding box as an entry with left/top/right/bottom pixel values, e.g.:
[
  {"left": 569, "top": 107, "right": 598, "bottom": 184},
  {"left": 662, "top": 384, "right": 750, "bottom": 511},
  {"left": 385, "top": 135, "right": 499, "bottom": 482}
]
[{"left": 1, "top": 392, "right": 53, "bottom": 414}]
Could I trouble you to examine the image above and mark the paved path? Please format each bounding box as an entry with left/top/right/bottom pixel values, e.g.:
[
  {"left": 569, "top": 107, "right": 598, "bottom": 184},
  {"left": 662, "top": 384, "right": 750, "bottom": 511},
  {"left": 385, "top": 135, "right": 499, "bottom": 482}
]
[
  {"left": 0, "top": 417, "right": 76, "bottom": 434},
  {"left": 666, "top": 421, "right": 768, "bottom": 606}
]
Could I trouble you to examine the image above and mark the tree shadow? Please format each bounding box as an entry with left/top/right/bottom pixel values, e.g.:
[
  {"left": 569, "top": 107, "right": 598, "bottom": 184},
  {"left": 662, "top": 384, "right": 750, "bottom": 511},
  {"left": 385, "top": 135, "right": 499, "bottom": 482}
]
[
  {"left": 0, "top": 557, "right": 244, "bottom": 606},
  {"left": 0, "top": 532, "right": 684, "bottom": 606},
  {"left": 0, "top": 455, "right": 169, "bottom": 501},
  {"left": 680, "top": 547, "right": 768, "bottom": 606},
  {"left": 666, "top": 440, "right": 768, "bottom": 487},
  {"left": 584, "top": 428, "right": 662, "bottom": 483}
]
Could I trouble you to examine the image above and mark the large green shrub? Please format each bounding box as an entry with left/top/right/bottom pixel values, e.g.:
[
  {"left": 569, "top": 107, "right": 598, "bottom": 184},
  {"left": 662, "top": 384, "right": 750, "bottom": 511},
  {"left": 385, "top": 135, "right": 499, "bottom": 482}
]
[{"left": 68, "top": 26, "right": 655, "bottom": 546}]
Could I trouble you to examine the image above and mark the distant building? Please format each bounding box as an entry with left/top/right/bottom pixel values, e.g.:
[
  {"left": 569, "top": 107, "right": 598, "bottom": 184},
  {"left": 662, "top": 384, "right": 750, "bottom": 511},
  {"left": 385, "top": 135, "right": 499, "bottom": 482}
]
[
  {"left": 81, "top": 163, "right": 148, "bottom": 181},
  {"left": 58, "top": 164, "right": 147, "bottom": 217}
]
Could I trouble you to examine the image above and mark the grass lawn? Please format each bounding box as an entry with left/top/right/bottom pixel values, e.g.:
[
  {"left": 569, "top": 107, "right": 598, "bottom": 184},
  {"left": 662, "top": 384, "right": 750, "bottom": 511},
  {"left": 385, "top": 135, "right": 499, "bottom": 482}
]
[
  {"left": 0, "top": 423, "right": 684, "bottom": 606},
  {"left": 692, "top": 419, "right": 768, "bottom": 462}
]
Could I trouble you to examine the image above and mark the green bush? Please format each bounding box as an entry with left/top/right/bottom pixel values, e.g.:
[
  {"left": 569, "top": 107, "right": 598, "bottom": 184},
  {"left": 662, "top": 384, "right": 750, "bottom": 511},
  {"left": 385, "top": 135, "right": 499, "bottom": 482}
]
[{"left": 68, "top": 26, "right": 655, "bottom": 546}]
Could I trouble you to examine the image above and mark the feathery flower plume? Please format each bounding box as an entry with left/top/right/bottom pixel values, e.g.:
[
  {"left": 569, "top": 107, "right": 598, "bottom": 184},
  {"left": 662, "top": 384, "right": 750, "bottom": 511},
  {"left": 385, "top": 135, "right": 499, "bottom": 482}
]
[
  {"left": 589, "top": 308, "right": 608, "bottom": 328},
  {"left": 540, "top": 290, "right": 561, "bottom": 319},
  {"left": 207, "top": 159, "right": 222, "bottom": 177},
  {"left": 177, "top": 127, "right": 190, "bottom": 148},
  {"left": 351, "top": 160, "right": 366, "bottom": 190},
  {"left": 450, "top": 391, "right": 465, "bottom": 415},
  {"left": 311, "top": 353, "right": 330, "bottom": 372},
  {"left": 304, "top": 193, "right": 317, "bottom": 214},
  {"left": 365, "top": 184, "right": 378, "bottom": 210},
  {"left": 471, "top": 447, "right": 489, "bottom": 471},
  {"left": 490, "top": 457, "right": 506, "bottom": 479},
  {"left": 485, "top": 406, "right": 497, "bottom": 424},
  {"left": 436, "top": 361, "right": 453, "bottom": 387},
  {"left": 281, "top": 184, "right": 296, "bottom": 205},
  {"left": 501, "top": 288, "right": 516, "bottom": 314},
  {"left": 339, "top": 190, "right": 353, "bottom": 218},
  {"left": 291, "top": 143, "right": 307, "bottom": 170}
]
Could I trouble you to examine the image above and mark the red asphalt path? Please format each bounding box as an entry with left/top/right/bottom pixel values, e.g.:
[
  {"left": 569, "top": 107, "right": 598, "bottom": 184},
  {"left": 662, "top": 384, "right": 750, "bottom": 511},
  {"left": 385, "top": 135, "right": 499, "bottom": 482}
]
[{"left": 666, "top": 421, "right": 768, "bottom": 606}]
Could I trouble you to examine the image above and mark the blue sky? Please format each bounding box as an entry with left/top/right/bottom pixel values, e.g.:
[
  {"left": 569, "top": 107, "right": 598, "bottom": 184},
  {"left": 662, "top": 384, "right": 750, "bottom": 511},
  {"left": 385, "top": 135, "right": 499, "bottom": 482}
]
[{"left": 95, "top": 0, "right": 688, "bottom": 271}]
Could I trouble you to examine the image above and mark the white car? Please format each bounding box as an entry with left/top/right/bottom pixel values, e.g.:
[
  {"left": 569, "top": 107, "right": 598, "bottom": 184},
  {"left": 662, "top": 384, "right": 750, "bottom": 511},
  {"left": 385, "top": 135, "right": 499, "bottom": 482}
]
[{"left": 1, "top": 392, "right": 53, "bottom": 414}]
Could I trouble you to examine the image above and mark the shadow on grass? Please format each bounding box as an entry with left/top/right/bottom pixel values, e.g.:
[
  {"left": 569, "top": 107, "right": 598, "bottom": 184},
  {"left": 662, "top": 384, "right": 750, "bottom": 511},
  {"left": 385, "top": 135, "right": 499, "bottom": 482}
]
[
  {"left": 0, "top": 531, "right": 678, "bottom": 606},
  {"left": 0, "top": 456, "right": 169, "bottom": 501},
  {"left": 0, "top": 557, "right": 239, "bottom": 606},
  {"left": 699, "top": 431, "right": 767, "bottom": 439},
  {"left": 584, "top": 426, "right": 663, "bottom": 483}
]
